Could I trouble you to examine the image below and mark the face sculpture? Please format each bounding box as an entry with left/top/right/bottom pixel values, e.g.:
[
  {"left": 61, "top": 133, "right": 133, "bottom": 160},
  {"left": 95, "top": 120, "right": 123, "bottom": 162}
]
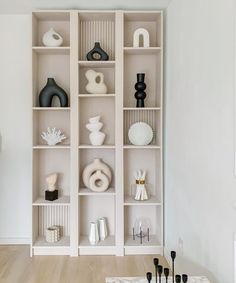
[{"left": 46, "top": 173, "right": 58, "bottom": 192}]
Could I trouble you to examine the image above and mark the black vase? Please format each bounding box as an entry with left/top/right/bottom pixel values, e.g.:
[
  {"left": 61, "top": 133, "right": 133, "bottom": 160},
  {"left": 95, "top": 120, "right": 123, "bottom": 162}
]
[
  {"left": 86, "top": 42, "right": 109, "bottom": 61},
  {"left": 134, "top": 73, "right": 146, "bottom": 108},
  {"left": 39, "top": 78, "right": 69, "bottom": 107}
]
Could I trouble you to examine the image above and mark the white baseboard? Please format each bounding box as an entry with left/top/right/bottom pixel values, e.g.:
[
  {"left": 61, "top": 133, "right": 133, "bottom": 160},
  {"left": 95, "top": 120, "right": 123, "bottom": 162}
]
[{"left": 0, "top": 237, "right": 31, "bottom": 245}]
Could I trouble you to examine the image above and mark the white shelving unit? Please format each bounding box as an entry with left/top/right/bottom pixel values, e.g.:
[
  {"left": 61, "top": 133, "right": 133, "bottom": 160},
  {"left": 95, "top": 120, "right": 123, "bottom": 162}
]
[{"left": 31, "top": 10, "right": 163, "bottom": 256}]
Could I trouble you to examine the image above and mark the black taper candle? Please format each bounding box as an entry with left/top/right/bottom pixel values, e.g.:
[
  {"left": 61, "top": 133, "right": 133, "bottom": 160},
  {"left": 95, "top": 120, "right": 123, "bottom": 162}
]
[
  {"left": 171, "top": 251, "right": 176, "bottom": 283},
  {"left": 153, "top": 258, "right": 159, "bottom": 283},
  {"left": 157, "top": 265, "right": 163, "bottom": 283},
  {"left": 164, "top": 268, "right": 169, "bottom": 283},
  {"left": 147, "top": 272, "right": 152, "bottom": 283},
  {"left": 175, "top": 275, "right": 181, "bottom": 283},
  {"left": 182, "top": 274, "right": 188, "bottom": 283}
]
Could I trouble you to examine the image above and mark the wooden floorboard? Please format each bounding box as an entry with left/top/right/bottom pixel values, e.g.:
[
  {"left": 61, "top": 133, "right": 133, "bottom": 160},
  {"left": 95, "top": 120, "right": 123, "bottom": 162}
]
[{"left": 0, "top": 246, "right": 168, "bottom": 283}]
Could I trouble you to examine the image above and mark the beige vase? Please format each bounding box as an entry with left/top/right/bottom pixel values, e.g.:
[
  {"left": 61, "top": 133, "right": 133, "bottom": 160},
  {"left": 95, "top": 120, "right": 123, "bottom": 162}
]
[
  {"left": 82, "top": 158, "right": 112, "bottom": 188},
  {"left": 85, "top": 69, "right": 107, "bottom": 94}
]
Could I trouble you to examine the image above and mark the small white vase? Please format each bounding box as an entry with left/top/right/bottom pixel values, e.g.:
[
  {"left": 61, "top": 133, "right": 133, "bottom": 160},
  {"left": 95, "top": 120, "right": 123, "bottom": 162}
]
[
  {"left": 89, "top": 131, "right": 106, "bottom": 146},
  {"left": 99, "top": 218, "right": 108, "bottom": 241},
  {"left": 85, "top": 69, "right": 107, "bottom": 94},
  {"left": 86, "top": 122, "right": 103, "bottom": 132},
  {"left": 89, "top": 222, "right": 99, "bottom": 245},
  {"left": 42, "top": 28, "right": 63, "bottom": 47}
]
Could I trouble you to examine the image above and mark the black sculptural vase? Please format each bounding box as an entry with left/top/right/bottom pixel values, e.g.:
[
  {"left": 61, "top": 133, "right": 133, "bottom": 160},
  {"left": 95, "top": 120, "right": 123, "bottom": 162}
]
[
  {"left": 134, "top": 73, "right": 146, "bottom": 108},
  {"left": 39, "top": 78, "right": 69, "bottom": 107},
  {"left": 86, "top": 42, "right": 109, "bottom": 61}
]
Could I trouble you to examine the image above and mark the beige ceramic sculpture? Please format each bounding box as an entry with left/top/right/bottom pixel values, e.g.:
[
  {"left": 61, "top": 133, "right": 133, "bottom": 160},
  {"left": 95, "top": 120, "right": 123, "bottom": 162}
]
[
  {"left": 85, "top": 69, "right": 107, "bottom": 94},
  {"left": 82, "top": 159, "right": 112, "bottom": 192},
  {"left": 46, "top": 173, "right": 58, "bottom": 192}
]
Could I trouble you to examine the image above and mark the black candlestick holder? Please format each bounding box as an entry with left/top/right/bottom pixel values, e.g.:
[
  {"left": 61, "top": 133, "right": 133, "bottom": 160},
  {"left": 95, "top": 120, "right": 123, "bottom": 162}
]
[{"left": 171, "top": 251, "right": 176, "bottom": 283}]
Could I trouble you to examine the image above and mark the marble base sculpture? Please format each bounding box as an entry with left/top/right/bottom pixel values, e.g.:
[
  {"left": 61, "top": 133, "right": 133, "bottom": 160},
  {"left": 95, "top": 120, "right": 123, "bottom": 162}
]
[{"left": 45, "top": 173, "right": 58, "bottom": 201}]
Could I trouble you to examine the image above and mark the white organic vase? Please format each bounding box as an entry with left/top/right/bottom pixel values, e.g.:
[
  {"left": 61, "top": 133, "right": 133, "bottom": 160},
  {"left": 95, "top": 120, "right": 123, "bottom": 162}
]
[
  {"left": 86, "top": 116, "right": 106, "bottom": 146},
  {"left": 133, "top": 28, "right": 150, "bottom": 48},
  {"left": 89, "top": 222, "right": 99, "bottom": 245},
  {"left": 42, "top": 28, "right": 63, "bottom": 47},
  {"left": 82, "top": 158, "right": 112, "bottom": 188},
  {"left": 89, "top": 170, "right": 109, "bottom": 192},
  {"left": 85, "top": 69, "right": 107, "bottom": 94},
  {"left": 98, "top": 218, "right": 108, "bottom": 241}
]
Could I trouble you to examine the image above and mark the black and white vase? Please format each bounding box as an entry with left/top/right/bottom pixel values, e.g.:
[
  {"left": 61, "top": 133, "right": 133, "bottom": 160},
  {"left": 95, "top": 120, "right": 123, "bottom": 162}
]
[{"left": 134, "top": 73, "right": 146, "bottom": 108}]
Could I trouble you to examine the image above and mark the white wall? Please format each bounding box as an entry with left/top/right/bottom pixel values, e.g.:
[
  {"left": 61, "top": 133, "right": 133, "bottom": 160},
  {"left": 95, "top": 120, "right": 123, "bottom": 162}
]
[
  {"left": 0, "top": 15, "right": 31, "bottom": 243},
  {"left": 165, "top": 0, "right": 236, "bottom": 282}
]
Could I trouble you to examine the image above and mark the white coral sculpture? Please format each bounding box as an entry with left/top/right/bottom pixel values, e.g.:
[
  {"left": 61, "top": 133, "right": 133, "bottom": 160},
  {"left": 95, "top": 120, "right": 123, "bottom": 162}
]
[{"left": 41, "top": 127, "right": 67, "bottom": 146}]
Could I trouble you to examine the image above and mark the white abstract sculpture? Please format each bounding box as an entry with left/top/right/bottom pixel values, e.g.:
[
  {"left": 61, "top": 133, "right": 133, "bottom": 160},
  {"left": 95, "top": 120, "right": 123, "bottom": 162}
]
[
  {"left": 134, "top": 170, "right": 149, "bottom": 201},
  {"left": 42, "top": 28, "right": 63, "bottom": 47},
  {"left": 41, "top": 127, "right": 67, "bottom": 146},
  {"left": 85, "top": 69, "right": 107, "bottom": 94},
  {"left": 86, "top": 116, "right": 106, "bottom": 146},
  {"left": 82, "top": 158, "right": 112, "bottom": 192},
  {"left": 133, "top": 28, "right": 150, "bottom": 48},
  {"left": 46, "top": 173, "right": 58, "bottom": 192}
]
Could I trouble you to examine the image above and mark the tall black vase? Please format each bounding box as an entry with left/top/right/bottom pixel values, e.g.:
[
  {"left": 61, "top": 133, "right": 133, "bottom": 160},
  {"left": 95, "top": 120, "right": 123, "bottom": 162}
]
[
  {"left": 86, "top": 42, "right": 109, "bottom": 61},
  {"left": 39, "top": 78, "right": 69, "bottom": 107},
  {"left": 134, "top": 73, "right": 146, "bottom": 108}
]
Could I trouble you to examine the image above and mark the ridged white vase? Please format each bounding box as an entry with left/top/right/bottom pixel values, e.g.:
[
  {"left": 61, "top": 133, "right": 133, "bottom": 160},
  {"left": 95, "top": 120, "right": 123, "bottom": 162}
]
[
  {"left": 89, "top": 222, "right": 99, "bottom": 245},
  {"left": 99, "top": 218, "right": 108, "bottom": 241}
]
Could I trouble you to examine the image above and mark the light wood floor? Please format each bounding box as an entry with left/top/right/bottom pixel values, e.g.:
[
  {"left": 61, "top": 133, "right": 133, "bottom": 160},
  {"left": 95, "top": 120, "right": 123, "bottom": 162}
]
[{"left": 0, "top": 246, "right": 168, "bottom": 283}]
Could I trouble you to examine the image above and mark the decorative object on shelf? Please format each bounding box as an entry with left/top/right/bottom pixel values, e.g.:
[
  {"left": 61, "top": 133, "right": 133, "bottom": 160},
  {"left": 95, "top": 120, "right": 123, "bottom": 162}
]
[
  {"left": 89, "top": 170, "right": 109, "bottom": 192},
  {"left": 133, "top": 217, "right": 150, "bottom": 244},
  {"left": 86, "top": 42, "right": 109, "bottom": 61},
  {"left": 134, "top": 73, "right": 146, "bottom": 108},
  {"left": 45, "top": 173, "right": 58, "bottom": 201},
  {"left": 153, "top": 258, "right": 159, "bottom": 283},
  {"left": 82, "top": 158, "right": 112, "bottom": 192},
  {"left": 133, "top": 28, "right": 150, "bottom": 48},
  {"left": 42, "top": 28, "right": 63, "bottom": 47},
  {"left": 146, "top": 272, "right": 152, "bottom": 283},
  {"left": 133, "top": 170, "right": 149, "bottom": 201},
  {"left": 39, "top": 78, "right": 68, "bottom": 107},
  {"left": 157, "top": 265, "right": 163, "bottom": 283},
  {"left": 164, "top": 268, "right": 170, "bottom": 283},
  {"left": 128, "top": 122, "right": 153, "bottom": 146},
  {"left": 41, "top": 127, "right": 67, "bottom": 146},
  {"left": 46, "top": 225, "right": 60, "bottom": 243},
  {"left": 89, "top": 221, "right": 99, "bottom": 245},
  {"left": 85, "top": 70, "right": 108, "bottom": 94},
  {"left": 98, "top": 217, "right": 108, "bottom": 241},
  {"left": 86, "top": 115, "right": 106, "bottom": 146}
]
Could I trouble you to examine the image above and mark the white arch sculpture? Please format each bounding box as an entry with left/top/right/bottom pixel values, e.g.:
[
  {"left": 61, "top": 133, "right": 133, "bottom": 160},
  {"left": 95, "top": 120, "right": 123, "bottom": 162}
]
[{"left": 133, "top": 28, "right": 150, "bottom": 48}]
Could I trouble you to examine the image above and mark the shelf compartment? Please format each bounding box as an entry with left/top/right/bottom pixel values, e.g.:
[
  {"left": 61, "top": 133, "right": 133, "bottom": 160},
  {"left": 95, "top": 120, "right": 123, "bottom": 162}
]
[
  {"left": 124, "top": 12, "right": 162, "bottom": 48},
  {"left": 79, "top": 196, "right": 115, "bottom": 247},
  {"left": 79, "top": 188, "right": 115, "bottom": 196},
  {"left": 124, "top": 53, "right": 161, "bottom": 108},
  {"left": 33, "top": 196, "right": 70, "bottom": 206},
  {"left": 123, "top": 149, "right": 161, "bottom": 200},
  {"left": 79, "top": 12, "right": 115, "bottom": 60},
  {"left": 33, "top": 145, "right": 71, "bottom": 149},
  {"left": 33, "top": 110, "right": 70, "bottom": 146},
  {"left": 123, "top": 109, "right": 160, "bottom": 146},
  {"left": 32, "top": 149, "right": 70, "bottom": 199},
  {"left": 32, "top": 53, "right": 70, "bottom": 107},
  {"left": 79, "top": 97, "right": 115, "bottom": 146},
  {"left": 32, "top": 47, "right": 70, "bottom": 55},
  {"left": 33, "top": 236, "right": 70, "bottom": 247},
  {"left": 79, "top": 148, "right": 115, "bottom": 189},
  {"left": 79, "top": 235, "right": 115, "bottom": 247},
  {"left": 123, "top": 107, "right": 160, "bottom": 111},
  {"left": 124, "top": 195, "right": 161, "bottom": 206},
  {"left": 32, "top": 236, "right": 70, "bottom": 255},
  {"left": 32, "top": 11, "right": 70, "bottom": 47},
  {"left": 123, "top": 145, "right": 160, "bottom": 149},
  {"left": 124, "top": 47, "right": 161, "bottom": 55}
]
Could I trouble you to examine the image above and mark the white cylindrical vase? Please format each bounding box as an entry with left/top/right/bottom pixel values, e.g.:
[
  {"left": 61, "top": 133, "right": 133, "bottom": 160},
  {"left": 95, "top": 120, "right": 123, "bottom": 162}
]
[
  {"left": 99, "top": 217, "right": 108, "bottom": 241},
  {"left": 89, "top": 221, "right": 99, "bottom": 245}
]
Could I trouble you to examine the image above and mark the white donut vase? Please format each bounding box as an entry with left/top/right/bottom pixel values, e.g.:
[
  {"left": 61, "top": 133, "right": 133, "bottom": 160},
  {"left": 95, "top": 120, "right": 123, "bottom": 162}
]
[{"left": 89, "top": 170, "right": 109, "bottom": 192}]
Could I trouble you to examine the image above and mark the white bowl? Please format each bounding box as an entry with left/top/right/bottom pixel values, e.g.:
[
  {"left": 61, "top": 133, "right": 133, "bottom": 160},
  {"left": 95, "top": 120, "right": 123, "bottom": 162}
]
[
  {"left": 86, "top": 122, "right": 103, "bottom": 132},
  {"left": 128, "top": 122, "right": 153, "bottom": 146}
]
